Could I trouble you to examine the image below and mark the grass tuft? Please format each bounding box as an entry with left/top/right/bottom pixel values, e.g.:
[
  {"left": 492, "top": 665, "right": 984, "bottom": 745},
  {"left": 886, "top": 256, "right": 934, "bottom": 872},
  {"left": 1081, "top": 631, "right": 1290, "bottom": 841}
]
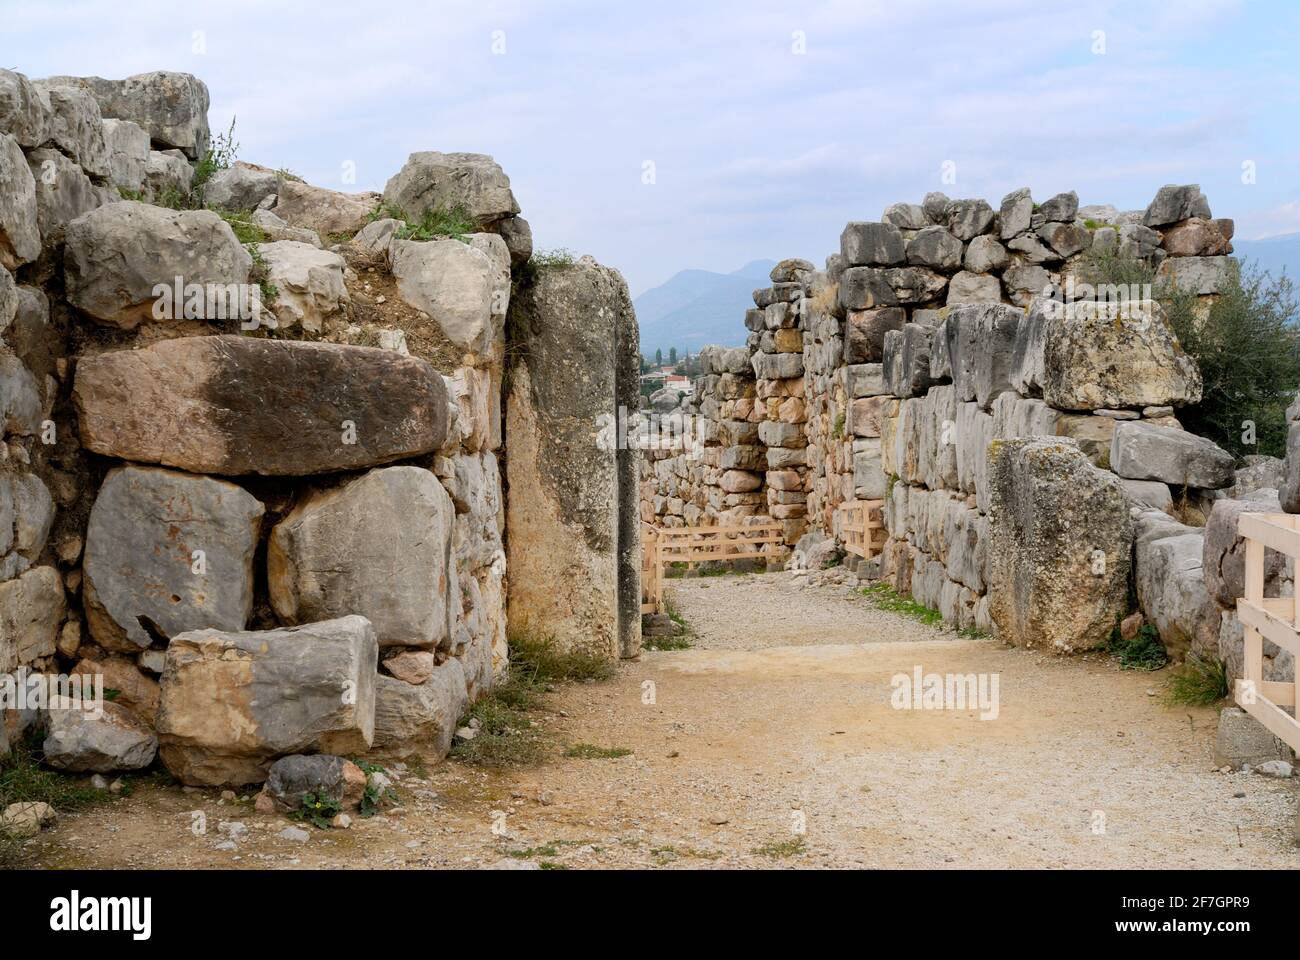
[
  {"left": 450, "top": 626, "right": 615, "bottom": 767},
  {"left": 564, "top": 743, "right": 632, "bottom": 759},
  {"left": 859, "top": 583, "right": 943, "bottom": 626},
  {"left": 752, "top": 837, "right": 806, "bottom": 859},
  {"left": 1108, "top": 623, "right": 1168, "bottom": 672},
  {"left": 1165, "top": 654, "right": 1229, "bottom": 706}
]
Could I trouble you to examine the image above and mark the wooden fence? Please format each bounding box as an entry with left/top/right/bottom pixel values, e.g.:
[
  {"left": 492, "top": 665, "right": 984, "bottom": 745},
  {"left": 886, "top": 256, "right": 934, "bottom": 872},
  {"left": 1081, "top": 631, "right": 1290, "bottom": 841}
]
[
  {"left": 838, "top": 499, "right": 886, "bottom": 559},
  {"left": 640, "top": 521, "right": 785, "bottom": 615},
  {"left": 1233, "top": 512, "right": 1300, "bottom": 749}
]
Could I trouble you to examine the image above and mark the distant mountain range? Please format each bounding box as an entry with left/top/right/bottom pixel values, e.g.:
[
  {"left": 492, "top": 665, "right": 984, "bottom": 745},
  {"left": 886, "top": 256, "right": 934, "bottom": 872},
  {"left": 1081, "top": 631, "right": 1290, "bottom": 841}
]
[
  {"left": 1232, "top": 233, "right": 1300, "bottom": 282},
  {"left": 633, "top": 235, "right": 1299, "bottom": 359},
  {"left": 634, "top": 259, "right": 777, "bottom": 357}
]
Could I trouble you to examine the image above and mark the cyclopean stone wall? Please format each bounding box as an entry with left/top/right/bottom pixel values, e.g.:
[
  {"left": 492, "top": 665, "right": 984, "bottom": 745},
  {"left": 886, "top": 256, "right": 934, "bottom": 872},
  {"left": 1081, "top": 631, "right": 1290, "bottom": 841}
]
[
  {"left": 0, "top": 66, "right": 639, "bottom": 784},
  {"left": 642, "top": 184, "right": 1290, "bottom": 671}
]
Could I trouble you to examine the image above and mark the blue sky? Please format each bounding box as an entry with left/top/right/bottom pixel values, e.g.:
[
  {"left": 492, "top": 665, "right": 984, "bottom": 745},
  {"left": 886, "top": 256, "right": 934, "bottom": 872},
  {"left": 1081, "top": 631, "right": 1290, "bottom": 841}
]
[{"left": 5, "top": 0, "right": 1299, "bottom": 295}]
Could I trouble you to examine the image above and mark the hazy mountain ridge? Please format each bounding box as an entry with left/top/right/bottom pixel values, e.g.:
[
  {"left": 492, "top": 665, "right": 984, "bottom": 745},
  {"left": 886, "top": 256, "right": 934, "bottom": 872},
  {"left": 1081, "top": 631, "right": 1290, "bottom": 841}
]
[{"left": 635, "top": 259, "right": 778, "bottom": 356}]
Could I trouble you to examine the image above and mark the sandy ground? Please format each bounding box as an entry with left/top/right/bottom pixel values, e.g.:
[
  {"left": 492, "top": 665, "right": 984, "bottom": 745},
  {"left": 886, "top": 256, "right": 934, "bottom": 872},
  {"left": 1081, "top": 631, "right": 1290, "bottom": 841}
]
[{"left": 24, "top": 571, "right": 1300, "bottom": 870}]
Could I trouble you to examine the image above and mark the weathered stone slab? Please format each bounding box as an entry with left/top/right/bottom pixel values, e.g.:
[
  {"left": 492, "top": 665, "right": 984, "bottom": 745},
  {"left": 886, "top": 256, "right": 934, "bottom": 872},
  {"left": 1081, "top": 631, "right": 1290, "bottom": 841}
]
[
  {"left": 987, "top": 438, "right": 1131, "bottom": 652},
  {"left": 372, "top": 659, "right": 469, "bottom": 757},
  {"left": 0, "top": 565, "right": 64, "bottom": 671},
  {"left": 390, "top": 235, "right": 509, "bottom": 355},
  {"left": 1135, "top": 525, "right": 1218, "bottom": 660},
  {"left": 156, "top": 616, "right": 378, "bottom": 786},
  {"left": 258, "top": 240, "right": 349, "bottom": 333},
  {"left": 43, "top": 699, "right": 156, "bottom": 773},
  {"left": 31, "top": 81, "right": 108, "bottom": 178},
  {"left": 383, "top": 152, "right": 519, "bottom": 228},
  {"left": 74, "top": 336, "right": 450, "bottom": 476},
  {"left": 0, "top": 70, "right": 51, "bottom": 149},
  {"left": 83, "top": 465, "right": 263, "bottom": 652},
  {"left": 273, "top": 178, "right": 378, "bottom": 236},
  {"left": 506, "top": 258, "right": 640, "bottom": 659},
  {"left": 840, "top": 221, "right": 904, "bottom": 267},
  {"left": 1111, "top": 421, "right": 1234, "bottom": 489},
  {"left": 1042, "top": 300, "right": 1200, "bottom": 411},
  {"left": 269, "top": 467, "right": 455, "bottom": 649},
  {"left": 64, "top": 201, "right": 252, "bottom": 328},
  {"left": 1203, "top": 494, "right": 1287, "bottom": 607},
  {"left": 46, "top": 72, "right": 210, "bottom": 159},
  {"left": 945, "top": 302, "right": 1020, "bottom": 407},
  {"left": 101, "top": 118, "right": 149, "bottom": 193},
  {"left": 0, "top": 133, "right": 39, "bottom": 269},
  {"left": 204, "top": 161, "right": 281, "bottom": 211}
]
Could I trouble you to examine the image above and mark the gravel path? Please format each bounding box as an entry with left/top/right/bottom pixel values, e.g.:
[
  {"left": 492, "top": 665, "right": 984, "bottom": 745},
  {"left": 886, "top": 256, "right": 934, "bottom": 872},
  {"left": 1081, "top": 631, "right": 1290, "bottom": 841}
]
[{"left": 32, "top": 572, "right": 1300, "bottom": 869}]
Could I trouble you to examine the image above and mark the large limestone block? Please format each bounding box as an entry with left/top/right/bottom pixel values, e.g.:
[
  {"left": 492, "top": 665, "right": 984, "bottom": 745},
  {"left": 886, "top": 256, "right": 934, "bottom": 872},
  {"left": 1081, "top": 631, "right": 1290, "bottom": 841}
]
[
  {"left": 64, "top": 201, "right": 252, "bottom": 328},
  {"left": 0, "top": 565, "right": 64, "bottom": 671},
  {"left": 31, "top": 81, "right": 108, "bottom": 179},
  {"left": 1136, "top": 529, "right": 1218, "bottom": 660},
  {"left": 46, "top": 72, "right": 210, "bottom": 159},
  {"left": 204, "top": 161, "right": 281, "bottom": 211},
  {"left": 258, "top": 240, "right": 349, "bottom": 333},
  {"left": 372, "top": 659, "right": 469, "bottom": 757},
  {"left": 1155, "top": 255, "right": 1232, "bottom": 296},
  {"left": 0, "top": 133, "right": 39, "bottom": 269},
  {"left": 1203, "top": 494, "right": 1288, "bottom": 607},
  {"left": 390, "top": 235, "right": 509, "bottom": 356},
  {"left": 274, "top": 178, "right": 378, "bottom": 237},
  {"left": 944, "top": 302, "right": 1020, "bottom": 407},
  {"left": 100, "top": 118, "right": 149, "bottom": 193},
  {"left": 0, "top": 470, "right": 54, "bottom": 563},
  {"left": 0, "top": 70, "right": 51, "bottom": 149},
  {"left": 83, "top": 466, "right": 263, "bottom": 653},
  {"left": 26, "top": 147, "right": 102, "bottom": 247},
  {"left": 269, "top": 467, "right": 455, "bottom": 649},
  {"left": 843, "top": 307, "right": 904, "bottom": 363},
  {"left": 1041, "top": 300, "right": 1200, "bottom": 411},
  {"left": 142, "top": 149, "right": 193, "bottom": 204},
  {"left": 882, "top": 324, "right": 932, "bottom": 399},
  {"left": 506, "top": 259, "right": 641, "bottom": 658},
  {"left": 74, "top": 337, "right": 449, "bottom": 476},
  {"left": 156, "top": 616, "right": 378, "bottom": 786},
  {"left": 840, "top": 221, "right": 904, "bottom": 267},
  {"left": 987, "top": 438, "right": 1132, "bottom": 652},
  {"left": 1111, "top": 421, "right": 1234, "bottom": 489},
  {"left": 43, "top": 699, "right": 157, "bottom": 773},
  {"left": 383, "top": 152, "right": 520, "bottom": 228},
  {"left": 1143, "top": 183, "right": 1211, "bottom": 228}
]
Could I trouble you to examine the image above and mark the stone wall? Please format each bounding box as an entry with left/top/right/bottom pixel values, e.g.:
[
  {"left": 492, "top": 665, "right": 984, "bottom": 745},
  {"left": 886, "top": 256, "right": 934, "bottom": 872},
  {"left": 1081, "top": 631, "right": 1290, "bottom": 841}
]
[
  {"left": 641, "top": 183, "right": 1287, "bottom": 667},
  {"left": 0, "top": 66, "right": 637, "bottom": 784}
]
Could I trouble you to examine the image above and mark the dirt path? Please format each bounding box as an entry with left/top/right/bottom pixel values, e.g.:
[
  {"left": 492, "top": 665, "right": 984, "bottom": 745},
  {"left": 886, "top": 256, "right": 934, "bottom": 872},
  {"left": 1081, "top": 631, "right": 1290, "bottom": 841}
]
[{"left": 28, "top": 571, "right": 1300, "bottom": 869}]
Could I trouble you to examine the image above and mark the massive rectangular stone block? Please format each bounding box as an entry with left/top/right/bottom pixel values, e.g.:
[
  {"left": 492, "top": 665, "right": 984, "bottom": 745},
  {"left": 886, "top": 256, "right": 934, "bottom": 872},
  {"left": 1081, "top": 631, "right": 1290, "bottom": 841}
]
[
  {"left": 156, "top": 616, "right": 378, "bottom": 786},
  {"left": 74, "top": 336, "right": 449, "bottom": 476}
]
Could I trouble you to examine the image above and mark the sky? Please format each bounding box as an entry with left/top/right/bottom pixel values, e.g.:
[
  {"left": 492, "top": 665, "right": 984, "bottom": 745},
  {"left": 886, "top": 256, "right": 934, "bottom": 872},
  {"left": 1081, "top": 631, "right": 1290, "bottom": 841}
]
[{"left": 4, "top": 0, "right": 1299, "bottom": 296}]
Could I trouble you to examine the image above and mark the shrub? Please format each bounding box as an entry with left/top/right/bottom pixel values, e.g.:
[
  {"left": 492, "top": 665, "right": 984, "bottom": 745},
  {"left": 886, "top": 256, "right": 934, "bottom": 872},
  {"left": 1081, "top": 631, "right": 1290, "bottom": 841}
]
[
  {"left": 395, "top": 204, "right": 476, "bottom": 241},
  {"left": 1163, "top": 263, "right": 1300, "bottom": 458},
  {"left": 1084, "top": 248, "right": 1300, "bottom": 459}
]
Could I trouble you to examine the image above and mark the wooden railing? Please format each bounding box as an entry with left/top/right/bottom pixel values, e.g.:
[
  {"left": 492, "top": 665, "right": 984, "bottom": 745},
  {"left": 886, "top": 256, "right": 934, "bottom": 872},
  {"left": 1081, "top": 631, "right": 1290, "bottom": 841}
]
[
  {"left": 838, "top": 499, "right": 886, "bottom": 559},
  {"left": 641, "top": 522, "right": 663, "bottom": 615},
  {"left": 1233, "top": 513, "right": 1300, "bottom": 748},
  {"left": 640, "top": 521, "right": 784, "bottom": 615}
]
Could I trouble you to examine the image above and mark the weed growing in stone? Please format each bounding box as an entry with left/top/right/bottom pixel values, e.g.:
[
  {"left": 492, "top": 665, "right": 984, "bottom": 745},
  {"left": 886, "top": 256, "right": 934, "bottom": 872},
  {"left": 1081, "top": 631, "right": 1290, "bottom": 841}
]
[
  {"left": 291, "top": 791, "right": 343, "bottom": 829},
  {"left": 395, "top": 204, "right": 476, "bottom": 241},
  {"left": 1109, "top": 623, "right": 1168, "bottom": 671}
]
